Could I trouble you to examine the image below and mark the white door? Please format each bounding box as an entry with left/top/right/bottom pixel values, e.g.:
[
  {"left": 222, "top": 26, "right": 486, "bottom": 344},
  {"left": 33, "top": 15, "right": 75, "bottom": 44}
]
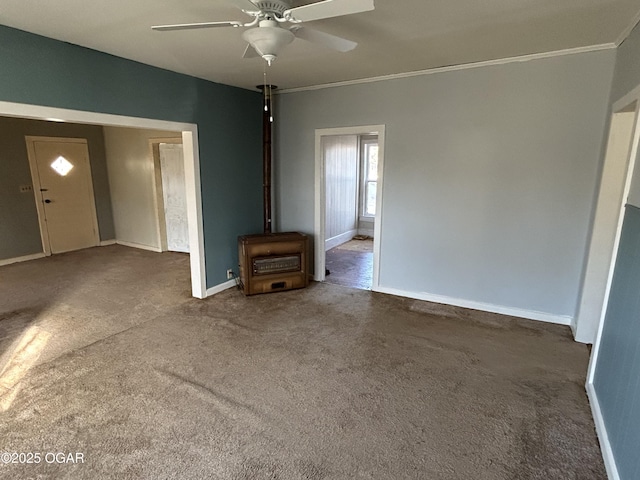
[
  {"left": 28, "top": 138, "right": 99, "bottom": 254},
  {"left": 159, "top": 143, "right": 189, "bottom": 253}
]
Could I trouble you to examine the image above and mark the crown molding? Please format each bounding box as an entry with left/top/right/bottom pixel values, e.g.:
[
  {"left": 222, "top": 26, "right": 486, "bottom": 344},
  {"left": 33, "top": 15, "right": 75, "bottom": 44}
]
[
  {"left": 615, "top": 9, "right": 640, "bottom": 46},
  {"left": 278, "top": 43, "right": 616, "bottom": 94}
]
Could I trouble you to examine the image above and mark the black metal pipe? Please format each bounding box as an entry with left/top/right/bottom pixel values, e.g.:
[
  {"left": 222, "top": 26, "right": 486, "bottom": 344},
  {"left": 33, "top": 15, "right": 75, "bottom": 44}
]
[{"left": 257, "top": 84, "right": 276, "bottom": 234}]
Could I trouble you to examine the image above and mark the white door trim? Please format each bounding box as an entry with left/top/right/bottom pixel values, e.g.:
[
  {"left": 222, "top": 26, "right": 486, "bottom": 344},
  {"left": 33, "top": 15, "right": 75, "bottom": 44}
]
[
  {"left": 25, "top": 136, "right": 100, "bottom": 256},
  {"left": 573, "top": 108, "right": 637, "bottom": 343},
  {"left": 584, "top": 85, "right": 640, "bottom": 480},
  {"left": 314, "top": 124, "right": 385, "bottom": 289},
  {"left": 587, "top": 88, "right": 640, "bottom": 384},
  {"left": 0, "top": 101, "right": 207, "bottom": 299}
]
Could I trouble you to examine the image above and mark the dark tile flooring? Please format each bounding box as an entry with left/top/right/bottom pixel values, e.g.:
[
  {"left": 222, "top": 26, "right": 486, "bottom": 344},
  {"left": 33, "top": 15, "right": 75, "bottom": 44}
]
[{"left": 324, "top": 238, "right": 373, "bottom": 290}]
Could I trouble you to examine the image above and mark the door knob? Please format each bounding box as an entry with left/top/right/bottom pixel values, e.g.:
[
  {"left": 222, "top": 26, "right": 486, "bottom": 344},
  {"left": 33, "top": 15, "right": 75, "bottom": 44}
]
[{"left": 44, "top": 199, "right": 52, "bottom": 204}]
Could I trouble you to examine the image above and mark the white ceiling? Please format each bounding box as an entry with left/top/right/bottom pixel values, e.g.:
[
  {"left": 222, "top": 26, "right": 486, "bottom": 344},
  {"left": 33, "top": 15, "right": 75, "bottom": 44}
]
[{"left": 1, "top": 0, "right": 639, "bottom": 91}]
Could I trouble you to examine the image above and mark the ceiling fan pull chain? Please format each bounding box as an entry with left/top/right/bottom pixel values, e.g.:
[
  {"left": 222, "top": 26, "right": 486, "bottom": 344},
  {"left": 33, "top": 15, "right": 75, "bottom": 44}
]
[
  {"left": 263, "top": 70, "right": 268, "bottom": 112},
  {"left": 269, "top": 84, "right": 274, "bottom": 123}
]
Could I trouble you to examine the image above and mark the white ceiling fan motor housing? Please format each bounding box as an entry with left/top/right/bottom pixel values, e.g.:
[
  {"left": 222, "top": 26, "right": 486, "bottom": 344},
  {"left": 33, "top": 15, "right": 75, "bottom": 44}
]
[
  {"left": 242, "top": 19, "right": 294, "bottom": 64},
  {"left": 252, "top": 0, "right": 290, "bottom": 17}
]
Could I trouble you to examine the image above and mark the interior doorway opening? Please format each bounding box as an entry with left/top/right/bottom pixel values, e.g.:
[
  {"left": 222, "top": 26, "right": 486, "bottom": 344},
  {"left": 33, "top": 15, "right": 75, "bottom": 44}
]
[
  {"left": 0, "top": 101, "right": 205, "bottom": 298},
  {"left": 314, "top": 124, "right": 385, "bottom": 291},
  {"left": 324, "top": 134, "right": 377, "bottom": 290},
  {"left": 575, "top": 100, "right": 640, "bottom": 343}
]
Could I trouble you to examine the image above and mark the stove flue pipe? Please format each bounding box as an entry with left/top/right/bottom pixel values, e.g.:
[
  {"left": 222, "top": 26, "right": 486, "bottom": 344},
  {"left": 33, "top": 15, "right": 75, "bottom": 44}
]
[{"left": 258, "top": 84, "right": 276, "bottom": 234}]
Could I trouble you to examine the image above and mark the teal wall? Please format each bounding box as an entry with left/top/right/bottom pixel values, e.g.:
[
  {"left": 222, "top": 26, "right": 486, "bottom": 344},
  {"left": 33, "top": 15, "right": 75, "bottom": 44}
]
[
  {"left": 591, "top": 20, "right": 640, "bottom": 480},
  {"left": 0, "top": 116, "right": 114, "bottom": 260},
  {"left": 593, "top": 205, "right": 640, "bottom": 480},
  {"left": 0, "top": 25, "right": 262, "bottom": 286}
]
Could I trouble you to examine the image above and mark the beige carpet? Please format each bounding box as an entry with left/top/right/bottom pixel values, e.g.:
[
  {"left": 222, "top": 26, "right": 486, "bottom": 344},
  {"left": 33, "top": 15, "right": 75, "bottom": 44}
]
[{"left": 0, "top": 246, "right": 605, "bottom": 479}]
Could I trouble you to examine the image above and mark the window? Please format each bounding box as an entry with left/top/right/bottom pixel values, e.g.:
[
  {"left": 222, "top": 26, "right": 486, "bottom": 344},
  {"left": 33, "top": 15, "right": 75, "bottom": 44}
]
[
  {"left": 50, "top": 156, "right": 74, "bottom": 176},
  {"left": 360, "top": 137, "right": 378, "bottom": 217}
]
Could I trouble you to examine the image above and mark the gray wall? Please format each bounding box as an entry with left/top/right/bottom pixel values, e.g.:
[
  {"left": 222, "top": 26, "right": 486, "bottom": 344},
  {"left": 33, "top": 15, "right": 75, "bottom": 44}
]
[
  {"left": 592, "top": 21, "right": 640, "bottom": 480},
  {"left": 0, "top": 116, "right": 114, "bottom": 260},
  {"left": 275, "top": 50, "right": 615, "bottom": 320},
  {"left": 103, "top": 127, "right": 180, "bottom": 250}
]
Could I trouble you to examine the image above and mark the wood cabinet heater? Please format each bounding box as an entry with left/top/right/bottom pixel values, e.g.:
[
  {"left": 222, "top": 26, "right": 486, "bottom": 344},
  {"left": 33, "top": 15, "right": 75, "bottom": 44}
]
[{"left": 238, "top": 84, "right": 309, "bottom": 295}]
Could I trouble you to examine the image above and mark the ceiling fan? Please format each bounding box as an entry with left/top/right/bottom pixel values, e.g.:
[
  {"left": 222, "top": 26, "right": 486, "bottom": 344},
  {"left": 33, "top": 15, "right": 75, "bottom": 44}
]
[{"left": 151, "top": 0, "right": 375, "bottom": 65}]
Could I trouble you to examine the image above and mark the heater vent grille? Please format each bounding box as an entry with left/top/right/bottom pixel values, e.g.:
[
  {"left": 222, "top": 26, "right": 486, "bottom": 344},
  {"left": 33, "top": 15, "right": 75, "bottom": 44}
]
[{"left": 253, "top": 255, "right": 300, "bottom": 275}]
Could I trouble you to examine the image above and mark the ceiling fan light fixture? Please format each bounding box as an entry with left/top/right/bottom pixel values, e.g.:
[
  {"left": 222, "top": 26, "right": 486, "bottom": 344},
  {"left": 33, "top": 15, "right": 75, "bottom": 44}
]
[{"left": 242, "top": 19, "right": 294, "bottom": 64}]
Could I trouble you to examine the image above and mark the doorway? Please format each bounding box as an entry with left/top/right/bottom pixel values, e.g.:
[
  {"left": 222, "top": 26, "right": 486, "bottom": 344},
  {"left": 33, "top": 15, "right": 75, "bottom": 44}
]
[
  {"left": 314, "top": 125, "right": 385, "bottom": 290},
  {"left": 25, "top": 136, "right": 100, "bottom": 255},
  {"left": 324, "top": 134, "right": 377, "bottom": 289},
  {"left": 575, "top": 100, "right": 640, "bottom": 343},
  {"left": 1, "top": 100, "right": 206, "bottom": 298}
]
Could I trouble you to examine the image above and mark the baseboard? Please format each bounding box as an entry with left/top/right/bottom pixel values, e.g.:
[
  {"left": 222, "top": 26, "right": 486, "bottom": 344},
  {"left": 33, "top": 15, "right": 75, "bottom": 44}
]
[
  {"left": 206, "top": 279, "right": 237, "bottom": 297},
  {"left": 99, "top": 239, "right": 116, "bottom": 246},
  {"left": 325, "top": 229, "right": 357, "bottom": 251},
  {"left": 570, "top": 320, "right": 577, "bottom": 338},
  {"left": 357, "top": 228, "right": 374, "bottom": 237},
  {"left": 0, "top": 252, "right": 46, "bottom": 267},
  {"left": 373, "top": 286, "right": 573, "bottom": 325},
  {"left": 586, "top": 382, "right": 620, "bottom": 480},
  {"left": 115, "top": 240, "right": 162, "bottom": 253}
]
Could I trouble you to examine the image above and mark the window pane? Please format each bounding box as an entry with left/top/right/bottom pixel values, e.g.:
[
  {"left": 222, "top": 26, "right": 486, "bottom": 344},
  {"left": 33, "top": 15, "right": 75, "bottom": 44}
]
[
  {"left": 51, "top": 156, "right": 74, "bottom": 176},
  {"left": 366, "top": 181, "right": 377, "bottom": 215},
  {"left": 367, "top": 145, "right": 378, "bottom": 180}
]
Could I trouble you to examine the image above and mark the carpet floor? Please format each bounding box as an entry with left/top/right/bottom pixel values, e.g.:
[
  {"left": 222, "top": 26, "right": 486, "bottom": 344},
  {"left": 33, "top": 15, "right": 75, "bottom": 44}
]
[{"left": 0, "top": 246, "right": 605, "bottom": 479}]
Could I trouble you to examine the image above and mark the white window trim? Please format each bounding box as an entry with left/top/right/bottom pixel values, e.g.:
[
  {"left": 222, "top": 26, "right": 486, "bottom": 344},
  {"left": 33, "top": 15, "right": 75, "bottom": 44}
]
[{"left": 359, "top": 135, "right": 378, "bottom": 219}]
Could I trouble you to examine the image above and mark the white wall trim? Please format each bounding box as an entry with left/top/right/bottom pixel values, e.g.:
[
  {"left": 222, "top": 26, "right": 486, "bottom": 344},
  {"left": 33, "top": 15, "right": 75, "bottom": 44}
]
[
  {"left": 574, "top": 108, "right": 639, "bottom": 344},
  {"left": 587, "top": 97, "right": 640, "bottom": 377},
  {"left": 569, "top": 321, "right": 577, "bottom": 338},
  {"left": 586, "top": 383, "right": 621, "bottom": 480},
  {"left": 315, "top": 125, "right": 385, "bottom": 288},
  {"left": 0, "top": 252, "right": 46, "bottom": 267},
  {"left": 0, "top": 100, "right": 206, "bottom": 300},
  {"left": 205, "top": 278, "right": 236, "bottom": 297},
  {"left": 99, "top": 240, "right": 116, "bottom": 246},
  {"left": 374, "top": 285, "right": 573, "bottom": 326},
  {"left": 613, "top": 82, "right": 640, "bottom": 113},
  {"left": 182, "top": 130, "right": 206, "bottom": 298},
  {"left": 280, "top": 44, "right": 616, "bottom": 94},
  {"left": 116, "top": 240, "right": 162, "bottom": 253},
  {"left": 325, "top": 229, "right": 357, "bottom": 251},
  {"left": 581, "top": 64, "right": 640, "bottom": 480}
]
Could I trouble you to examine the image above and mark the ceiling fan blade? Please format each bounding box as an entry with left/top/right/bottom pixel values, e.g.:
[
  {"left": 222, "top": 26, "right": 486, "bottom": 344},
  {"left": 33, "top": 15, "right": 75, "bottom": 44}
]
[
  {"left": 151, "top": 21, "right": 242, "bottom": 32},
  {"left": 242, "top": 43, "right": 260, "bottom": 58},
  {"left": 229, "top": 0, "right": 260, "bottom": 12},
  {"left": 291, "top": 26, "right": 357, "bottom": 52},
  {"left": 284, "top": 0, "right": 374, "bottom": 23}
]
